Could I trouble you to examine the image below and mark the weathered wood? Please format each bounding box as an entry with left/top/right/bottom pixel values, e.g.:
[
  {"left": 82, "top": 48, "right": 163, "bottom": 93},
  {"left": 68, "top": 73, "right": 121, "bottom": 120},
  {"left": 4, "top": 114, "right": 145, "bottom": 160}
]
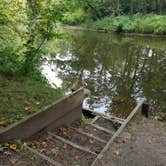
[
  {"left": 101, "top": 115, "right": 125, "bottom": 124},
  {"left": 45, "top": 105, "right": 82, "bottom": 131},
  {"left": 142, "top": 103, "right": 150, "bottom": 118},
  {"left": 91, "top": 116, "right": 100, "bottom": 124},
  {"left": 91, "top": 99, "right": 145, "bottom": 166},
  {"left": 0, "top": 88, "right": 84, "bottom": 142},
  {"left": 48, "top": 132, "right": 97, "bottom": 156},
  {"left": 83, "top": 108, "right": 125, "bottom": 123},
  {"left": 91, "top": 124, "right": 115, "bottom": 135},
  {"left": 24, "top": 144, "right": 63, "bottom": 166},
  {"left": 71, "top": 127, "right": 107, "bottom": 144}
]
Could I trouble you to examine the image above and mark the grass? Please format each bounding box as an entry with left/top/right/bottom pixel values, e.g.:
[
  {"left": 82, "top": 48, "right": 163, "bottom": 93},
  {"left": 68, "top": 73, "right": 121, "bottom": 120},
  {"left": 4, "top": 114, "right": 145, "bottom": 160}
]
[
  {"left": 0, "top": 74, "right": 64, "bottom": 128},
  {"left": 82, "top": 114, "right": 93, "bottom": 124},
  {"left": 84, "top": 14, "right": 166, "bottom": 35}
]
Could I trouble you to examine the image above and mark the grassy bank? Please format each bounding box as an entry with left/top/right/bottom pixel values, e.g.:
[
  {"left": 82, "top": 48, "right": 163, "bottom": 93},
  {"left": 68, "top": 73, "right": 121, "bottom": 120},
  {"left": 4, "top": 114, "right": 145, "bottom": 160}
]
[
  {"left": 0, "top": 74, "right": 64, "bottom": 128},
  {"left": 84, "top": 14, "right": 166, "bottom": 35}
]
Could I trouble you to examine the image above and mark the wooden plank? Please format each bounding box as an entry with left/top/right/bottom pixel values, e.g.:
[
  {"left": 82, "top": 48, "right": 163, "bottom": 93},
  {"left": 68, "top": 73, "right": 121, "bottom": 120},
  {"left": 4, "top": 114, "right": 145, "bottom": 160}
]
[
  {"left": 0, "top": 88, "right": 84, "bottom": 142},
  {"left": 91, "top": 124, "right": 115, "bottom": 135},
  {"left": 71, "top": 127, "right": 107, "bottom": 144},
  {"left": 83, "top": 108, "right": 125, "bottom": 123},
  {"left": 91, "top": 116, "right": 100, "bottom": 124},
  {"left": 48, "top": 132, "right": 97, "bottom": 156},
  {"left": 91, "top": 99, "right": 145, "bottom": 166},
  {"left": 45, "top": 105, "right": 82, "bottom": 131},
  {"left": 24, "top": 144, "right": 63, "bottom": 166},
  {"left": 101, "top": 116, "right": 124, "bottom": 124}
]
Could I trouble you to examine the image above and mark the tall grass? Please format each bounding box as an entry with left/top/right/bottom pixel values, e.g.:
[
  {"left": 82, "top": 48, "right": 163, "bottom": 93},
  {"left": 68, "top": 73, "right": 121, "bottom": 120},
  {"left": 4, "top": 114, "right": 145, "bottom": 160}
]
[{"left": 85, "top": 14, "right": 166, "bottom": 35}]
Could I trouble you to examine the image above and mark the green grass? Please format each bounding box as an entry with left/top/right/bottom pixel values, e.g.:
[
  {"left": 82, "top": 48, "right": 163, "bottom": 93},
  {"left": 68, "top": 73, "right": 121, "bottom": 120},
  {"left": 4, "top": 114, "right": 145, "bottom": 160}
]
[
  {"left": 0, "top": 74, "right": 64, "bottom": 127},
  {"left": 82, "top": 114, "right": 93, "bottom": 124},
  {"left": 84, "top": 14, "right": 166, "bottom": 35}
]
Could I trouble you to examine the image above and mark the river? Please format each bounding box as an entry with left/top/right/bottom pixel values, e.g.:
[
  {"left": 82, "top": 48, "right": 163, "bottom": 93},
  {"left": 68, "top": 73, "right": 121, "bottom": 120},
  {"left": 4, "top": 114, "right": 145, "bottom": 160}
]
[{"left": 42, "top": 29, "right": 166, "bottom": 119}]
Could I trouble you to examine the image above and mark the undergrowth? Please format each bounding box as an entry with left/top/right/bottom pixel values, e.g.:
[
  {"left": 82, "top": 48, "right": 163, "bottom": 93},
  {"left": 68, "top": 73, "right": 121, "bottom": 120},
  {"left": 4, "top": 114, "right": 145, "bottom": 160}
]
[{"left": 84, "top": 14, "right": 166, "bottom": 35}]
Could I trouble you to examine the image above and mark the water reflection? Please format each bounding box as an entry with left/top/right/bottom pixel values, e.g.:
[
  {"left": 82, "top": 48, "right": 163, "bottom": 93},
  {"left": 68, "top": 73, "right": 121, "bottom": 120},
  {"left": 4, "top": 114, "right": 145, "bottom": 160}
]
[
  {"left": 42, "top": 30, "right": 166, "bottom": 118},
  {"left": 41, "top": 55, "right": 63, "bottom": 88}
]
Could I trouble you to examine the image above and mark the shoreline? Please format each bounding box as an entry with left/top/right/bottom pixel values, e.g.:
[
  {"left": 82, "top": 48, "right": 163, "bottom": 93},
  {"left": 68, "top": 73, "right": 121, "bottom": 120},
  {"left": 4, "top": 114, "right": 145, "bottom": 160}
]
[{"left": 63, "top": 25, "right": 166, "bottom": 38}]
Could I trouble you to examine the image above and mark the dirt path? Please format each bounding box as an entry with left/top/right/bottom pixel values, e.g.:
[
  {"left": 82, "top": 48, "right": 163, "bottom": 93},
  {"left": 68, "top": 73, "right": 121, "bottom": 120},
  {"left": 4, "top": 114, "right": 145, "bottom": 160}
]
[{"left": 94, "top": 117, "right": 166, "bottom": 166}]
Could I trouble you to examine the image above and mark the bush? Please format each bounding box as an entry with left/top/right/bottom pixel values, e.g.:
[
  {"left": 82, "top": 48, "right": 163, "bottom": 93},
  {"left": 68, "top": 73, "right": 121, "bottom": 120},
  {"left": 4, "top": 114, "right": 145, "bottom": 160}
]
[
  {"left": 61, "top": 9, "right": 87, "bottom": 25},
  {"left": 84, "top": 14, "right": 166, "bottom": 35},
  {"left": 0, "top": 47, "right": 24, "bottom": 75}
]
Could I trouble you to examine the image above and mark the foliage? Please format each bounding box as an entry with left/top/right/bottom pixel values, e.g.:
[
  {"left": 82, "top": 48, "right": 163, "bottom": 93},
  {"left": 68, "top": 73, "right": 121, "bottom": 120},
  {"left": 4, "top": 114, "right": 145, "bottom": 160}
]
[
  {"left": 0, "top": 0, "right": 59, "bottom": 77},
  {"left": 61, "top": 9, "right": 87, "bottom": 25},
  {"left": 48, "top": 0, "right": 87, "bottom": 25},
  {"left": 85, "top": 14, "right": 166, "bottom": 35},
  {"left": 0, "top": 46, "right": 23, "bottom": 75},
  {"left": 0, "top": 0, "right": 166, "bottom": 78},
  {"left": 82, "top": 114, "right": 92, "bottom": 124},
  {"left": 0, "top": 0, "right": 25, "bottom": 75},
  {"left": 63, "top": 0, "right": 166, "bottom": 21}
]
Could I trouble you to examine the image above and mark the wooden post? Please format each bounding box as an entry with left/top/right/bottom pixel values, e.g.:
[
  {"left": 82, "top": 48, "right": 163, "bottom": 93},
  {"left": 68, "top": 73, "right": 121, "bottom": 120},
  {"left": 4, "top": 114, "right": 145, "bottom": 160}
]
[{"left": 142, "top": 103, "right": 150, "bottom": 118}]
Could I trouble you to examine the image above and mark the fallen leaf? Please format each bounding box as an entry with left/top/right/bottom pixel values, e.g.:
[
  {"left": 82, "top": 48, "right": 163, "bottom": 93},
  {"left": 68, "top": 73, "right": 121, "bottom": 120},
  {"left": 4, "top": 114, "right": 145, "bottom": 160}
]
[
  {"left": 40, "top": 149, "right": 51, "bottom": 155},
  {"left": 112, "top": 149, "right": 120, "bottom": 156},
  {"left": 89, "top": 138, "right": 96, "bottom": 144},
  {"left": 59, "top": 155, "right": 64, "bottom": 160},
  {"left": 41, "top": 141, "right": 48, "bottom": 148},
  {"left": 63, "top": 144, "right": 67, "bottom": 149},
  {"left": 28, "top": 140, "right": 41, "bottom": 147},
  {"left": 9, "top": 144, "right": 17, "bottom": 151}
]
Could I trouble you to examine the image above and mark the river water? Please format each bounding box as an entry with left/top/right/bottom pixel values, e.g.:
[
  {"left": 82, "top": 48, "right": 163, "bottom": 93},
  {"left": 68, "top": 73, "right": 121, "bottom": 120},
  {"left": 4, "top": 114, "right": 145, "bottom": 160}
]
[{"left": 42, "top": 29, "right": 166, "bottom": 119}]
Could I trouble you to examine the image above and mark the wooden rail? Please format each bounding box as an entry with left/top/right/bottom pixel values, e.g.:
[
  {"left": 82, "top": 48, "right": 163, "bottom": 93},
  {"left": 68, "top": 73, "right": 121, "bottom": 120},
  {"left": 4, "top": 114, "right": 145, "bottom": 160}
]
[
  {"left": 48, "top": 132, "right": 97, "bottom": 156},
  {"left": 0, "top": 88, "right": 84, "bottom": 142},
  {"left": 91, "top": 99, "right": 146, "bottom": 166}
]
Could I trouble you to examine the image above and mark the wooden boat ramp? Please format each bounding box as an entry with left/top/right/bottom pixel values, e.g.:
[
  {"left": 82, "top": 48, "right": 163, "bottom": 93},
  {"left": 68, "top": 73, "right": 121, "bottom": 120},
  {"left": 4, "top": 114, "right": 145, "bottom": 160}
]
[{"left": 0, "top": 88, "right": 146, "bottom": 166}]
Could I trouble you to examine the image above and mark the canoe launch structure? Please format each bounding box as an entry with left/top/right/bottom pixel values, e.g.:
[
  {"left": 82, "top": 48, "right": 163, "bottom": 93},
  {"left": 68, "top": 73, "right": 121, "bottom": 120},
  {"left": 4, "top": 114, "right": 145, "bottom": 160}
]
[{"left": 0, "top": 88, "right": 147, "bottom": 166}]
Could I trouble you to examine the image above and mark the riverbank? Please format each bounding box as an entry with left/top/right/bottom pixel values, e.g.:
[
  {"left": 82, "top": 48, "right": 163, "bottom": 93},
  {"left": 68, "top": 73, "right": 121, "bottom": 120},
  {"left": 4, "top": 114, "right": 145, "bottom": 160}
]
[
  {"left": 93, "top": 117, "right": 166, "bottom": 166},
  {"left": 82, "top": 14, "right": 166, "bottom": 36},
  {"left": 63, "top": 25, "right": 166, "bottom": 38},
  {"left": 0, "top": 74, "right": 64, "bottom": 128}
]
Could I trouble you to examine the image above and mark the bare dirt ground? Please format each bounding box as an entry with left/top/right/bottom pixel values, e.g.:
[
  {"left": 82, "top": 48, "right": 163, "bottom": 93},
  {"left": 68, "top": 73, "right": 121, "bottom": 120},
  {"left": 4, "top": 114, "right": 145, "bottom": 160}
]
[{"left": 94, "top": 117, "right": 166, "bottom": 166}]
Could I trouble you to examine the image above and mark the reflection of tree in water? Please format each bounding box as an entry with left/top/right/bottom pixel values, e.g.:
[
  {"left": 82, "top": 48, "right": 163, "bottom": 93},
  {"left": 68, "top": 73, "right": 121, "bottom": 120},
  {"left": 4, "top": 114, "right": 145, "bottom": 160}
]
[{"left": 47, "top": 30, "right": 166, "bottom": 118}]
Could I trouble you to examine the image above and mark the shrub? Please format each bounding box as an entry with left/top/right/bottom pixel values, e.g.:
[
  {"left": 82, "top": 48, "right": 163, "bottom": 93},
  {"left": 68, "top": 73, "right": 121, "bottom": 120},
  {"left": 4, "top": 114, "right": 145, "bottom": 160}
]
[
  {"left": 84, "top": 14, "right": 166, "bottom": 35},
  {"left": 0, "top": 47, "right": 24, "bottom": 75},
  {"left": 61, "top": 9, "right": 87, "bottom": 25}
]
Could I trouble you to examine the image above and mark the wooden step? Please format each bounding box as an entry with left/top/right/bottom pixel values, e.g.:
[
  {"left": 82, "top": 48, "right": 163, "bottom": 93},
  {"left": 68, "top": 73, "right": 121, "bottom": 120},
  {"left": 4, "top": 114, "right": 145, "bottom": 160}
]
[
  {"left": 24, "top": 143, "right": 63, "bottom": 166},
  {"left": 91, "top": 116, "right": 100, "bottom": 124},
  {"left": 90, "top": 124, "right": 115, "bottom": 135},
  {"left": 71, "top": 127, "right": 107, "bottom": 144},
  {"left": 48, "top": 132, "right": 97, "bottom": 156},
  {"left": 83, "top": 108, "right": 125, "bottom": 124}
]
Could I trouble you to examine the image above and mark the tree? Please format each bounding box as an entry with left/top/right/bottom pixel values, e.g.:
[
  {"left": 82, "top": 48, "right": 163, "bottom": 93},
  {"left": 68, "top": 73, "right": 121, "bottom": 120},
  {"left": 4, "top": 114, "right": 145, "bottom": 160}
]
[
  {"left": 0, "top": 0, "right": 25, "bottom": 74},
  {"left": 23, "top": 0, "right": 57, "bottom": 75},
  {"left": 0, "top": 0, "right": 58, "bottom": 75}
]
